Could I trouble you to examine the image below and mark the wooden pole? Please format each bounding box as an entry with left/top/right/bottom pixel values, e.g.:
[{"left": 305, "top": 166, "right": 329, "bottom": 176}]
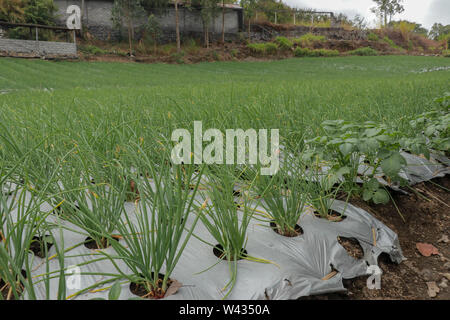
[{"left": 35, "top": 27, "right": 39, "bottom": 56}]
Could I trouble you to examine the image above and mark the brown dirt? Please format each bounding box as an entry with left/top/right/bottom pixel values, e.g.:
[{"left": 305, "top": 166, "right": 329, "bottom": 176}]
[
  {"left": 84, "top": 235, "right": 120, "bottom": 250},
  {"left": 29, "top": 236, "right": 53, "bottom": 259},
  {"left": 337, "top": 237, "right": 365, "bottom": 260},
  {"left": 306, "top": 176, "right": 450, "bottom": 300},
  {"left": 0, "top": 270, "right": 26, "bottom": 300},
  {"left": 213, "top": 244, "right": 248, "bottom": 261},
  {"left": 129, "top": 273, "right": 173, "bottom": 299},
  {"left": 269, "top": 221, "right": 303, "bottom": 237}
]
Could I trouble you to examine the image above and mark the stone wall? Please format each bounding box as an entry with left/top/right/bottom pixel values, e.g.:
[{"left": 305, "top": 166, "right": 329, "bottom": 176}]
[
  {"left": 54, "top": 0, "right": 242, "bottom": 41},
  {"left": 249, "top": 25, "right": 367, "bottom": 42},
  {"left": 0, "top": 38, "right": 77, "bottom": 57}
]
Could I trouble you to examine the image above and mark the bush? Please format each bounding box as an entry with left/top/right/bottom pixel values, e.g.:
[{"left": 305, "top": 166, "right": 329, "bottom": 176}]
[
  {"left": 265, "top": 42, "right": 278, "bottom": 55},
  {"left": 316, "top": 49, "right": 339, "bottom": 57},
  {"left": 348, "top": 47, "right": 379, "bottom": 56},
  {"left": 368, "top": 32, "right": 379, "bottom": 41},
  {"left": 383, "top": 36, "right": 402, "bottom": 49},
  {"left": 294, "top": 33, "right": 326, "bottom": 47},
  {"left": 247, "top": 42, "right": 278, "bottom": 55},
  {"left": 294, "top": 47, "right": 311, "bottom": 57},
  {"left": 275, "top": 36, "right": 293, "bottom": 50},
  {"left": 81, "top": 45, "right": 107, "bottom": 55},
  {"left": 443, "top": 50, "right": 450, "bottom": 57},
  {"left": 294, "top": 47, "right": 339, "bottom": 57}
]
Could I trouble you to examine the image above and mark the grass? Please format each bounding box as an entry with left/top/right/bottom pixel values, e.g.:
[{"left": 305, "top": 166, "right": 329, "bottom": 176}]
[{"left": 0, "top": 57, "right": 448, "bottom": 136}]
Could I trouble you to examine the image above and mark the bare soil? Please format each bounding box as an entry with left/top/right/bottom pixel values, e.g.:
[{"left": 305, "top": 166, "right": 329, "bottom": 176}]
[{"left": 304, "top": 176, "right": 450, "bottom": 300}]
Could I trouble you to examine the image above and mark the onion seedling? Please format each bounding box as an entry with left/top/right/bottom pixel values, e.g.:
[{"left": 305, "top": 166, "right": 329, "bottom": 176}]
[
  {"left": 62, "top": 160, "right": 127, "bottom": 249},
  {"left": 101, "top": 148, "right": 203, "bottom": 299},
  {"left": 0, "top": 186, "right": 52, "bottom": 299},
  {"left": 199, "top": 169, "right": 263, "bottom": 299},
  {"left": 253, "top": 162, "right": 309, "bottom": 237},
  {"left": 307, "top": 169, "right": 347, "bottom": 221}
]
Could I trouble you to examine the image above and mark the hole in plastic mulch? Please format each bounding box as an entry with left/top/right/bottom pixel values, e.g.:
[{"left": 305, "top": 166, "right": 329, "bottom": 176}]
[
  {"left": 54, "top": 203, "right": 80, "bottom": 216},
  {"left": 213, "top": 244, "right": 248, "bottom": 261},
  {"left": 129, "top": 273, "right": 174, "bottom": 299},
  {"left": 232, "top": 189, "right": 242, "bottom": 197},
  {"left": 29, "top": 235, "right": 54, "bottom": 258},
  {"left": 337, "top": 236, "right": 364, "bottom": 260},
  {"left": 314, "top": 210, "right": 347, "bottom": 222},
  {"left": 269, "top": 221, "right": 303, "bottom": 237},
  {"left": 84, "top": 235, "right": 120, "bottom": 250},
  {"left": 0, "top": 269, "right": 27, "bottom": 300}
]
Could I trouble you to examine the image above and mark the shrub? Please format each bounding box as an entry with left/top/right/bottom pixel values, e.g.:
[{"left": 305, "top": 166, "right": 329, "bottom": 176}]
[
  {"left": 81, "top": 45, "right": 107, "bottom": 55},
  {"left": 368, "top": 32, "right": 379, "bottom": 41},
  {"left": 247, "top": 42, "right": 278, "bottom": 55},
  {"left": 275, "top": 36, "right": 293, "bottom": 50},
  {"left": 247, "top": 43, "right": 265, "bottom": 55},
  {"left": 383, "top": 36, "right": 402, "bottom": 50},
  {"left": 264, "top": 42, "right": 278, "bottom": 54},
  {"left": 294, "top": 47, "right": 312, "bottom": 57},
  {"left": 348, "top": 47, "right": 379, "bottom": 56},
  {"left": 396, "top": 21, "right": 415, "bottom": 41},
  {"left": 316, "top": 49, "right": 339, "bottom": 57},
  {"left": 443, "top": 50, "right": 450, "bottom": 57},
  {"left": 294, "top": 33, "right": 326, "bottom": 47},
  {"left": 294, "top": 47, "right": 339, "bottom": 57}
]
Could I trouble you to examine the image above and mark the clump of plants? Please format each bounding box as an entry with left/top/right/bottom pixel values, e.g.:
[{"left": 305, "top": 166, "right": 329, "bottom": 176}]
[
  {"left": 367, "top": 32, "right": 379, "bottom": 41},
  {"left": 274, "top": 36, "right": 293, "bottom": 50},
  {"left": 294, "top": 47, "right": 339, "bottom": 58},
  {"left": 383, "top": 36, "right": 402, "bottom": 50},
  {"left": 247, "top": 42, "right": 278, "bottom": 55},
  {"left": 80, "top": 45, "right": 108, "bottom": 56},
  {"left": 303, "top": 120, "right": 409, "bottom": 205},
  {"left": 294, "top": 33, "right": 326, "bottom": 47},
  {"left": 253, "top": 160, "right": 309, "bottom": 237},
  {"left": 61, "top": 159, "right": 127, "bottom": 250},
  {"left": 307, "top": 171, "right": 347, "bottom": 222},
  {"left": 348, "top": 47, "right": 379, "bottom": 56},
  {"left": 101, "top": 150, "right": 204, "bottom": 299},
  {"left": 199, "top": 168, "right": 269, "bottom": 299},
  {"left": 406, "top": 93, "right": 450, "bottom": 154}
]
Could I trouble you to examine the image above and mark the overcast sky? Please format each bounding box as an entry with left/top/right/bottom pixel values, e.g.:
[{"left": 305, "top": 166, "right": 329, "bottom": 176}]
[{"left": 282, "top": 0, "right": 450, "bottom": 30}]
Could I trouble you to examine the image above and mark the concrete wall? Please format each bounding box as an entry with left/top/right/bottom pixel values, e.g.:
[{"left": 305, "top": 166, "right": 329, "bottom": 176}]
[
  {"left": 54, "top": 0, "right": 242, "bottom": 41},
  {"left": 0, "top": 38, "right": 77, "bottom": 57}
]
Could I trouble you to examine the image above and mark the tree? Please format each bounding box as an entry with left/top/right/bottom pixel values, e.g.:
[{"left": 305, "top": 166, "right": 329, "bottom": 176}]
[
  {"left": 174, "top": 0, "right": 180, "bottom": 51},
  {"left": 192, "top": 0, "right": 220, "bottom": 48},
  {"left": 371, "top": 0, "right": 404, "bottom": 27},
  {"left": 240, "top": 0, "right": 257, "bottom": 38},
  {"left": 352, "top": 14, "right": 368, "bottom": 30},
  {"left": 429, "top": 23, "right": 450, "bottom": 41},
  {"left": 112, "top": 0, "right": 145, "bottom": 57},
  {"left": 140, "top": 0, "right": 168, "bottom": 51},
  {"left": 24, "top": 0, "right": 56, "bottom": 25},
  {"left": 0, "top": 0, "right": 25, "bottom": 22},
  {"left": 0, "top": 0, "right": 55, "bottom": 25},
  {"left": 389, "top": 20, "right": 428, "bottom": 37},
  {"left": 146, "top": 13, "right": 161, "bottom": 52}
]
